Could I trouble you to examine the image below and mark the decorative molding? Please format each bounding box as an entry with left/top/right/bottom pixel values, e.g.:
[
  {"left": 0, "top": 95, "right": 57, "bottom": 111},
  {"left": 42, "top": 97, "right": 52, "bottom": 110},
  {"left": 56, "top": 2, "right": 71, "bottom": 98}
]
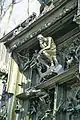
[{"left": 0, "top": 0, "right": 77, "bottom": 53}]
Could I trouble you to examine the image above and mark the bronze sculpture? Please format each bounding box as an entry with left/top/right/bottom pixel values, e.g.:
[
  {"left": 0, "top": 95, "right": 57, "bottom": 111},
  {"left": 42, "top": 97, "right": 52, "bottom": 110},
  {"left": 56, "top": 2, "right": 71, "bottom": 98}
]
[{"left": 37, "top": 34, "right": 58, "bottom": 67}]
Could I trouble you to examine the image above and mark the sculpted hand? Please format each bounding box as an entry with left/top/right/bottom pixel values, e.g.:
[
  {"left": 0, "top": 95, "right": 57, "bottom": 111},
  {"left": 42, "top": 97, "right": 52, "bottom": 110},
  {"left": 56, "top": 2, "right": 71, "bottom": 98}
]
[
  {"left": 39, "top": 49, "right": 43, "bottom": 55},
  {"left": 37, "top": 50, "right": 43, "bottom": 59}
]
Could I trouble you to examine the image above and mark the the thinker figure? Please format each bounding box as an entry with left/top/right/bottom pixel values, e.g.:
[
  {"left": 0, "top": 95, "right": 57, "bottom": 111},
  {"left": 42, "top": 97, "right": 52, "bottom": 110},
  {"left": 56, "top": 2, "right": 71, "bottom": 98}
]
[{"left": 37, "top": 34, "right": 58, "bottom": 67}]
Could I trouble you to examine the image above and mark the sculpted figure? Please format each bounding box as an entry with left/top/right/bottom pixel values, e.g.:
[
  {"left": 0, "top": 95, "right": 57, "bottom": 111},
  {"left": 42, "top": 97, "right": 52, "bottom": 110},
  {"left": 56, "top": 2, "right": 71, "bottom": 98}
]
[
  {"left": 37, "top": 34, "right": 58, "bottom": 67},
  {"left": 38, "top": 0, "right": 54, "bottom": 14}
]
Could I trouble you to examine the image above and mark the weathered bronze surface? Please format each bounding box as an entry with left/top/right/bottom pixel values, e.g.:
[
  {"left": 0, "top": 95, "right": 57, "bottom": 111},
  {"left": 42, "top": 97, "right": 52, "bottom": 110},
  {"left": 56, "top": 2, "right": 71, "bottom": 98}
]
[{"left": 1, "top": 0, "right": 80, "bottom": 120}]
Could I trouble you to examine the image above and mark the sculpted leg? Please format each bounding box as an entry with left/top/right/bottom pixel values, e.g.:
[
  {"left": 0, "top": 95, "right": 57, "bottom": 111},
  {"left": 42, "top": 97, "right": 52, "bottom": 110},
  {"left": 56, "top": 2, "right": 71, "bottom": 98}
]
[
  {"left": 43, "top": 51, "right": 54, "bottom": 66},
  {"left": 52, "top": 56, "right": 58, "bottom": 66}
]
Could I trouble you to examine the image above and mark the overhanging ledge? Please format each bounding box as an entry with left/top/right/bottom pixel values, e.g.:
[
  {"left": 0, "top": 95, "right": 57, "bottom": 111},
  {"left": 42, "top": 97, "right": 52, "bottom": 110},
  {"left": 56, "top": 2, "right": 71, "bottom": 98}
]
[
  {"left": 0, "top": 0, "right": 77, "bottom": 53},
  {"left": 16, "top": 65, "right": 79, "bottom": 100},
  {"left": 35, "top": 65, "right": 79, "bottom": 89}
]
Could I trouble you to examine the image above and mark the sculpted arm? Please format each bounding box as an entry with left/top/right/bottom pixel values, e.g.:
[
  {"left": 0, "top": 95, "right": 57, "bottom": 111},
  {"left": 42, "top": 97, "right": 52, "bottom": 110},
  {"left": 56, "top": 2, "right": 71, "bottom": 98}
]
[
  {"left": 43, "top": 37, "right": 51, "bottom": 50},
  {"left": 40, "top": 37, "right": 51, "bottom": 53},
  {"left": 39, "top": 40, "right": 45, "bottom": 48}
]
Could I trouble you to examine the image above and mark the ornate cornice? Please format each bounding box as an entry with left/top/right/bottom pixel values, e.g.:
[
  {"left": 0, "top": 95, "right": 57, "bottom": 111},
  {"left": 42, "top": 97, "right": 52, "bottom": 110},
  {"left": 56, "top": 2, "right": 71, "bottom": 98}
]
[{"left": 0, "top": 0, "right": 77, "bottom": 53}]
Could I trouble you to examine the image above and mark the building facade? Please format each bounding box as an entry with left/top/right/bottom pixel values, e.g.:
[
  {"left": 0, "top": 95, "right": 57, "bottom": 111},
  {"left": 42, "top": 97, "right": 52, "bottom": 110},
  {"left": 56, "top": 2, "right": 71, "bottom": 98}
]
[
  {"left": 0, "top": 0, "right": 80, "bottom": 120},
  {"left": 0, "top": 43, "right": 9, "bottom": 120}
]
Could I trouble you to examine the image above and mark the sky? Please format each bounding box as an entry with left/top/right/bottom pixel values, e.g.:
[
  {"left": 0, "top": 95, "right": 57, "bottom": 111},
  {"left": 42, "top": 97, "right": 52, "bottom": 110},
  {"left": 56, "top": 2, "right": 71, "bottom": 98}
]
[{"left": 0, "top": 0, "right": 40, "bottom": 38}]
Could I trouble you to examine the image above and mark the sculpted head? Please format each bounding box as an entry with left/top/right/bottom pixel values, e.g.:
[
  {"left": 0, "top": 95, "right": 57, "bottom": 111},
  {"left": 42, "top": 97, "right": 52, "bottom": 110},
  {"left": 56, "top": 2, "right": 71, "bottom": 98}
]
[{"left": 37, "top": 34, "right": 44, "bottom": 41}]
